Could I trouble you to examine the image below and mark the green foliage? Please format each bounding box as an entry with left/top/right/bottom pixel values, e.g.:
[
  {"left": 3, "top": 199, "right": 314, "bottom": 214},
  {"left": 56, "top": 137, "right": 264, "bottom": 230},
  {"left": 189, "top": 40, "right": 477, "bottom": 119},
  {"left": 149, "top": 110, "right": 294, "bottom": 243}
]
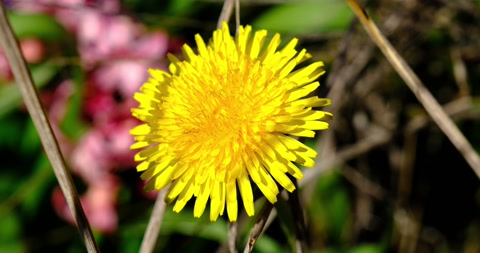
[
  {"left": 0, "top": 213, "right": 26, "bottom": 253},
  {"left": 309, "top": 170, "right": 352, "bottom": 245},
  {"left": 166, "top": 0, "right": 197, "bottom": 16},
  {"left": 7, "top": 12, "right": 68, "bottom": 41},
  {"left": 321, "top": 243, "right": 384, "bottom": 253},
  {"left": 0, "top": 63, "right": 59, "bottom": 118},
  {"left": 19, "top": 156, "right": 55, "bottom": 217},
  {"left": 253, "top": 0, "right": 352, "bottom": 34}
]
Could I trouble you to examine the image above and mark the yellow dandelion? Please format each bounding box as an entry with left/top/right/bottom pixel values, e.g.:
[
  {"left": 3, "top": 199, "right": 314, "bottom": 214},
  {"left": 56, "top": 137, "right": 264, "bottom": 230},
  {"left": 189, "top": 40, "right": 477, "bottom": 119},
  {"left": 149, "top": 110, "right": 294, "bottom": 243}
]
[{"left": 130, "top": 22, "right": 332, "bottom": 222}]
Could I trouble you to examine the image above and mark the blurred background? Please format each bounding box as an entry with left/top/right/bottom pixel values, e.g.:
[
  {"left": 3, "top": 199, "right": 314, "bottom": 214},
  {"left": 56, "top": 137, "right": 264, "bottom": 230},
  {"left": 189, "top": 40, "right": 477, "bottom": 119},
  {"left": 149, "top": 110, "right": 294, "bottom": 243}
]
[{"left": 1, "top": 0, "right": 480, "bottom": 252}]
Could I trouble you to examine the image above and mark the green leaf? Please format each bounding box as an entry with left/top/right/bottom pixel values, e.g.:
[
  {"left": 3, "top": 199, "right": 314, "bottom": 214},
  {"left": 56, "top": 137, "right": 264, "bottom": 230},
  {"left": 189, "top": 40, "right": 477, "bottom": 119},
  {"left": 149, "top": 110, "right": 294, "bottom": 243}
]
[
  {"left": 309, "top": 170, "right": 352, "bottom": 244},
  {"left": 168, "top": 0, "right": 197, "bottom": 16},
  {"left": 253, "top": 0, "right": 353, "bottom": 35},
  {"left": 254, "top": 235, "right": 287, "bottom": 253},
  {"left": 0, "top": 114, "right": 23, "bottom": 149},
  {"left": 0, "top": 63, "right": 59, "bottom": 118},
  {"left": 19, "top": 155, "right": 55, "bottom": 217},
  {"left": 0, "top": 213, "right": 21, "bottom": 242},
  {"left": 275, "top": 195, "right": 296, "bottom": 251},
  {"left": 7, "top": 11, "right": 68, "bottom": 40},
  {"left": 0, "top": 155, "right": 54, "bottom": 219},
  {"left": 349, "top": 244, "right": 384, "bottom": 253},
  {"left": 0, "top": 243, "right": 26, "bottom": 253},
  {"left": 160, "top": 209, "right": 229, "bottom": 242},
  {"left": 18, "top": 118, "right": 41, "bottom": 156}
]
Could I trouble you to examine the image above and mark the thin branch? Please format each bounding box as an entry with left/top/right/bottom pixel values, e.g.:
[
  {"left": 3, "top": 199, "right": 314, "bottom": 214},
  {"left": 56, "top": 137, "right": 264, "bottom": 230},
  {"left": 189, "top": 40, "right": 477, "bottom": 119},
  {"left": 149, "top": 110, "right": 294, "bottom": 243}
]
[
  {"left": 0, "top": 2, "right": 98, "bottom": 252},
  {"left": 288, "top": 180, "right": 306, "bottom": 253},
  {"left": 140, "top": 189, "right": 168, "bottom": 253},
  {"left": 340, "top": 166, "right": 386, "bottom": 201},
  {"left": 346, "top": 0, "right": 480, "bottom": 180},
  {"left": 217, "top": 0, "right": 235, "bottom": 29},
  {"left": 228, "top": 222, "right": 238, "bottom": 253},
  {"left": 305, "top": 126, "right": 393, "bottom": 185},
  {"left": 243, "top": 200, "right": 274, "bottom": 253},
  {"left": 450, "top": 48, "right": 470, "bottom": 97},
  {"left": 235, "top": 0, "right": 240, "bottom": 33},
  {"left": 238, "top": 129, "right": 392, "bottom": 252}
]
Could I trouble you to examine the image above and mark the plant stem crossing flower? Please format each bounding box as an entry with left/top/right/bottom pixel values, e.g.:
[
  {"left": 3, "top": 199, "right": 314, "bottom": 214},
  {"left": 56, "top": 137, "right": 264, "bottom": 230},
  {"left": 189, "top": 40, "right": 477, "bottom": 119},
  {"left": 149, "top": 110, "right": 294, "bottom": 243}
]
[{"left": 130, "top": 22, "right": 332, "bottom": 222}]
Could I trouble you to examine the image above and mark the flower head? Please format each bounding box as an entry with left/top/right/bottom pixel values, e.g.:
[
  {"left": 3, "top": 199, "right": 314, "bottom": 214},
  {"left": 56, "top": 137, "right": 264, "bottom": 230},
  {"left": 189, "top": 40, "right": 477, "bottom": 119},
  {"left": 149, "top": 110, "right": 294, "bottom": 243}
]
[{"left": 130, "top": 23, "right": 332, "bottom": 222}]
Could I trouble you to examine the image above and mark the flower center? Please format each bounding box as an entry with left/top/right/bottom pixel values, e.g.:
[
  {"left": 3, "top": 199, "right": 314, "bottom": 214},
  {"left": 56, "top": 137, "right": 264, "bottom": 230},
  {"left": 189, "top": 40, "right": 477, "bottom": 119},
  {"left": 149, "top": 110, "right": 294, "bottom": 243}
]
[{"left": 164, "top": 54, "right": 286, "bottom": 176}]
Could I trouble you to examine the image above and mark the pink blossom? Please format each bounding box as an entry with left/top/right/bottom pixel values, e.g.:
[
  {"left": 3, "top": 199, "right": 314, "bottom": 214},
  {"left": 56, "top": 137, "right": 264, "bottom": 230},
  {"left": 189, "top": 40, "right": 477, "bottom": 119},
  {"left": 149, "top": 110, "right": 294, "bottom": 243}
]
[
  {"left": 101, "top": 118, "right": 138, "bottom": 168},
  {"left": 20, "top": 38, "right": 45, "bottom": 63},
  {"left": 44, "top": 80, "right": 76, "bottom": 156},
  {"left": 90, "top": 61, "right": 146, "bottom": 97},
  {"left": 0, "top": 38, "right": 46, "bottom": 81},
  {"left": 52, "top": 178, "right": 119, "bottom": 233},
  {"left": 84, "top": 60, "right": 165, "bottom": 124},
  {"left": 0, "top": 54, "right": 12, "bottom": 81},
  {"left": 12, "top": 0, "right": 121, "bottom": 32},
  {"left": 83, "top": 88, "right": 119, "bottom": 124},
  {"left": 11, "top": 0, "right": 175, "bottom": 234},
  {"left": 70, "top": 127, "right": 112, "bottom": 184},
  {"left": 70, "top": 118, "right": 138, "bottom": 184},
  {"left": 77, "top": 11, "right": 168, "bottom": 66},
  {"left": 46, "top": 80, "right": 74, "bottom": 122},
  {"left": 78, "top": 12, "right": 138, "bottom": 64}
]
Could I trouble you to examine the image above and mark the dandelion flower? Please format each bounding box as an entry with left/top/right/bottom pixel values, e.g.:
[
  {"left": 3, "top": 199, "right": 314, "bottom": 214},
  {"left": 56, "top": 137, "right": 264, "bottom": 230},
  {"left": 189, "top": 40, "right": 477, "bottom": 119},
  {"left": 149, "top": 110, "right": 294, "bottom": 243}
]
[{"left": 130, "top": 23, "right": 332, "bottom": 222}]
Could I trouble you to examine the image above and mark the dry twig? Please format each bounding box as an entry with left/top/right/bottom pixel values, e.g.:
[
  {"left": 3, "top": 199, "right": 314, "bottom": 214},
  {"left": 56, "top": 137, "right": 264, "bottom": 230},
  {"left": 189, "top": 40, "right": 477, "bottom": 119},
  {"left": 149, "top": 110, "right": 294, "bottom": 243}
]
[
  {"left": 0, "top": 2, "right": 98, "bottom": 252},
  {"left": 228, "top": 222, "right": 238, "bottom": 253},
  {"left": 346, "top": 0, "right": 480, "bottom": 180},
  {"left": 218, "top": 0, "right": 240, "bottom": 32},
  {"left": 243, "top": 200, "right": 274, "bottom": 253},
  {"left": 288, "top": 179, "right": 307, "bottom": 253},
  {"left": 218, "top": 0, "right": 234, "bottom": 28},
  {"left": 140, "top": 189, "right": 168, "bottom": 253}
]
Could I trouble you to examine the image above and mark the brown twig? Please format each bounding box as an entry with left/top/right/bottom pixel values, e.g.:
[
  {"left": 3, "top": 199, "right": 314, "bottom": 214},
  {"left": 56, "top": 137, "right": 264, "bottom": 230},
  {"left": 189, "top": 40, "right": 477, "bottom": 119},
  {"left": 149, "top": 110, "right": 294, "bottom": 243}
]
[
  {"left": 0, "top": 2, "right": 99, "bottom": 252},
  {"left": 228, "top": 222, "right": 238, "bottom": 253},
  {"left": 217, "top": 0, "right": 235, "bottom": 29},
  {"left": 140, "top": 189, "right": 168, "bottom": 253},
  {"left": 288, "top": 180, "right": 307, "bottom": 253},
  {"left": 346, "top": 0, "right": 480, "bottom": 180},
  {"left": 217, "top": 0, "right": 240, "bottom": 33},
  {"left": 243, "top": 200, "right": 274, "bottom": 253},
  {"left": 305, "top": 126, "right": 393, "bottom": 185},
  {"left": 340, "top": 165, "right": 386, "bottom": 201}
]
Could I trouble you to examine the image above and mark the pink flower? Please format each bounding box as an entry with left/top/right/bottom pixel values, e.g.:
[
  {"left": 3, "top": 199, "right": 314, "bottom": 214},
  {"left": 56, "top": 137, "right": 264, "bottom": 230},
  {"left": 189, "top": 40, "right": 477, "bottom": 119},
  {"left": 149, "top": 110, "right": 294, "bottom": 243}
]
[
  {"left": 44, "top": 80, "right": 76, "bottom": 156},
  {"left": 101, "top": 118, "right": 138, "bottom": 168},
  {"left": 12, "top": 0, "right": 121, "bottom": 32},
  {"left": 70, "top": 128, "right": 111, "bottom": 184},
  {"left": 11, "top": 0, "right": 176, "bottom": 234},
  {"left": 70, "top": 118, "right": 138, "bottom": 184},
  {"left": 52, "top": 177, "right": 119, "bottom": 233},
  {"left": 0, "top": 54, "right": 12, "bottom": 81},
  {"left": 84, "top": 60, "right": 165, "bottom": 124},
  {"left": 77, "top": 11, "right": 168, "bottom": 66},
  {"left": 20, "top": 38, "right": 45, "bottom": 63},
  {"left": 0, "top": 38, "right": 46, "bottom": 81}
]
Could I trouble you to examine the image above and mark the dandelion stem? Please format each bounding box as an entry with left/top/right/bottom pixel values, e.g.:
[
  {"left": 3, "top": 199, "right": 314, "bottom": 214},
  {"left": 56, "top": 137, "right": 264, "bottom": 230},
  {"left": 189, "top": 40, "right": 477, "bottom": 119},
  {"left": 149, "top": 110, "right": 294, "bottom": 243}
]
[
  {"left": 0, "top": 2, "right": 99, "bottom": 252},
  {"left": 140, "top": 189, "right": 167, "bottom": 253}
]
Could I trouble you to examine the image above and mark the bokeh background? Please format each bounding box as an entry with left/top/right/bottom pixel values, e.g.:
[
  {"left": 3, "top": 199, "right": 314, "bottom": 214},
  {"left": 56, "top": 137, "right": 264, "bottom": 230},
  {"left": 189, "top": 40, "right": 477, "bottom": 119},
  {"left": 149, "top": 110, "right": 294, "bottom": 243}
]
[{"left": 1, "top": 0, "right": 480, "bottom": 252}]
